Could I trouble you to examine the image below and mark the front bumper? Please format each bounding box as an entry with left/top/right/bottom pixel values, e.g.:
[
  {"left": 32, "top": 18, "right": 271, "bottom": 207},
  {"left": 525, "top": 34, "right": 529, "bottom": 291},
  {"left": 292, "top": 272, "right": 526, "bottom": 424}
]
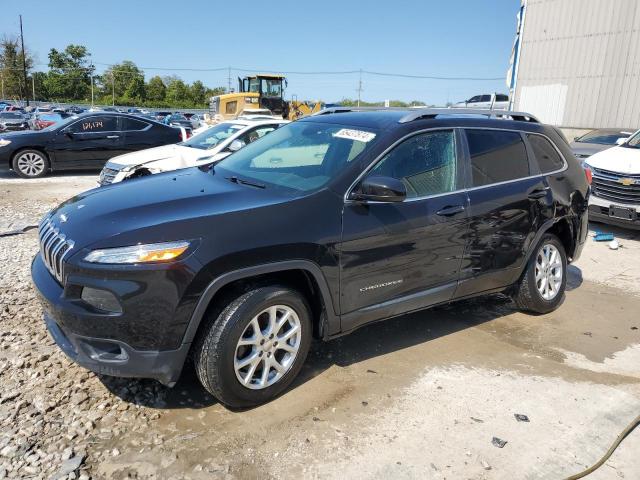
[
  {"left": 588, "top": 194, "right": 640, "bottom": 230},
  {"left": 31, "top": 253, "right": 193, "bottom": 385}
]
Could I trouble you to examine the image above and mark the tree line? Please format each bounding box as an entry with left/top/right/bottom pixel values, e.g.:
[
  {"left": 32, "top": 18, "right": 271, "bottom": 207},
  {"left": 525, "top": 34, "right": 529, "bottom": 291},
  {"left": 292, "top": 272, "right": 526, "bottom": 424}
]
[{"left": 0, "top": 37, "right": 226, "bottom": 108}]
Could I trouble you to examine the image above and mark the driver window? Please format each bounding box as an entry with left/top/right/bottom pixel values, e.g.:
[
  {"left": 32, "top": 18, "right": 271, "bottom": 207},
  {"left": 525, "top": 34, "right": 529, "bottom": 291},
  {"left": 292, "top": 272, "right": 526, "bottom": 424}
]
[{"left": 369, "top": 130, "right": 457, "bottom": 198}]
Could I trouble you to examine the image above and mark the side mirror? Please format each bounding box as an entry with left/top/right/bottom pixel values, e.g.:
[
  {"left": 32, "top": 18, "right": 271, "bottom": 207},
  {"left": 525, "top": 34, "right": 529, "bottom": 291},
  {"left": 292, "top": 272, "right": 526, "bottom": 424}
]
[
  {"left": 616, "top": 137, "right": 627, "bottom": 145},
  {"left": 61, "top": 129, "right": 73, "bottom": 138},
  {"left": 227, "top": 139, "right": 245, "bottom": 152},
  {"left": 573, "top": 136, "right": 579, "bottom": 142},
  {"left": 350, "top": 176, "right": 407, "bottom": 203}
]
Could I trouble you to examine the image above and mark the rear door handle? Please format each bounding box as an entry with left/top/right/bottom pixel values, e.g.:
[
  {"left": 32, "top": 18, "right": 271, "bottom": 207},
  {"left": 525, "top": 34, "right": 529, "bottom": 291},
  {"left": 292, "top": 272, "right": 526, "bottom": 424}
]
[
  {"left": 528, "top": 187, "right": 550, "bottom": 199},
  {"left": 106, "top": 135, "right": 120, "bottom": 139},
  {"left": 436, "top": 205, "right": 465, "bottom": 216}
]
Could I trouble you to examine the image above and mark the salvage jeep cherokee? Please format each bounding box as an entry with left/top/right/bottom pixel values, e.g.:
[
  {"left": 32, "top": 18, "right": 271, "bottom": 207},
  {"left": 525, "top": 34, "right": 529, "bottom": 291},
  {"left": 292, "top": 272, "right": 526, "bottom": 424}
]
[{"left": 32, "top": 108, "right": 590, "bottom": 408}]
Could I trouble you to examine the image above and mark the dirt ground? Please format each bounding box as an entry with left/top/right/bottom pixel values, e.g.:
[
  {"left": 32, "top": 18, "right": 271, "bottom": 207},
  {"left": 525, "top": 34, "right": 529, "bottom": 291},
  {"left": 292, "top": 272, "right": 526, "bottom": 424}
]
[{"left": 1, "top": 170, "right": 639, "bottom": 480}]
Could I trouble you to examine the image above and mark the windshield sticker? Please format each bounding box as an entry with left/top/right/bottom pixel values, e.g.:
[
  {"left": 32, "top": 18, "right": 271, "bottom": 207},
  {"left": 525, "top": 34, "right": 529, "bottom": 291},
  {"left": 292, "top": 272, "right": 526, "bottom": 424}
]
[{"left": 332, "top": 128, "right": 376, "bottom": 143}]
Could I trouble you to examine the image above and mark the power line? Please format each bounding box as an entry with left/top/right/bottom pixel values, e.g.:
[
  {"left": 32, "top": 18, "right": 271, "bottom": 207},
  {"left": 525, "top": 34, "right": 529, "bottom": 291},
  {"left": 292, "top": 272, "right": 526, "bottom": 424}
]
[{"left": 4, "top": 63, "right": 504, "bottom": 81}]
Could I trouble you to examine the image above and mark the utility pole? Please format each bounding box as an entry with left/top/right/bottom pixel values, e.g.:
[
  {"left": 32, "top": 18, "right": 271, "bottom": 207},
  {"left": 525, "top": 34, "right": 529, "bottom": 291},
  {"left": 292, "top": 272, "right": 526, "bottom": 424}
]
[
  {"left": 1, "top": 73, "right": 4, "bottom": 99},
  {"left": 227, "top": 66, "right": 231, "bottom": 93},
  {"left": 111, "top": 73, "right": 115, "bottom": 106},
  {"left": 19, "top": 15, "right": 29, "bottom": 106},
  {"left": 356, "top": 69, "right": 363, "bottom": 107},
  {"left": 90, "top": 73, "right": 94, "bottom": 106},
  {"left": 32, "top": 76, "right": 35, "bottom": 101}
]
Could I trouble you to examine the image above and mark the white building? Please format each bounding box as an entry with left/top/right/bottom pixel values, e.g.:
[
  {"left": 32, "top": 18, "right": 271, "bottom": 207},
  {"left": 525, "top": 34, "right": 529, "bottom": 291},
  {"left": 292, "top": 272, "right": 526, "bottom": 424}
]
[{"left": 509, "top": 0, "right": 640, "bottom": 131}]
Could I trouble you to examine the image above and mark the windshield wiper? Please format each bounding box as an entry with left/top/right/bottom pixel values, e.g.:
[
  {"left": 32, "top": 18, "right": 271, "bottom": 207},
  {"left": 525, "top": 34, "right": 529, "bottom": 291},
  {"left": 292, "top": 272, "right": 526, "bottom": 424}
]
[{"left": 226, "top": 176, "right": 266, "bottom": 189}]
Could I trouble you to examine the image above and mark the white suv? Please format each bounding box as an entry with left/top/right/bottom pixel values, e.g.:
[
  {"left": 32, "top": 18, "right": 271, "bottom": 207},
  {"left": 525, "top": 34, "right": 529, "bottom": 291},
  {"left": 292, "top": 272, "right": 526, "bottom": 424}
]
[
  {"left": 454, "top": 93, "right": 509, "bottom": 110},
  {"left": 99, "top": 119, "right": 288, "bottom": 185},
  {"left": 584, "top": 129, "right": 640, "bottom": 229}
]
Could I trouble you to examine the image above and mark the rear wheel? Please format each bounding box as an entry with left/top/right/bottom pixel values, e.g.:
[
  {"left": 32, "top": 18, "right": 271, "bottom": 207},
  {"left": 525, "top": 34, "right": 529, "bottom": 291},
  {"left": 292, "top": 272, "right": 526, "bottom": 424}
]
[
  {"left": 513, "top": 233, "right": 567, "bottom": 314},
  {"left": 12, "top": 149, "right": 50, "bottom": 178},
  {"left": 193, "top": 285, "right": 312, "bottom": 408}
]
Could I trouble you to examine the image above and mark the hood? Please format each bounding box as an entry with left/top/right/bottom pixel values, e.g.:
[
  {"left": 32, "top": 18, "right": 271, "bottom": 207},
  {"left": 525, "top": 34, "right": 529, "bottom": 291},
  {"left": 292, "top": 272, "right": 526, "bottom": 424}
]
[
  {"left": 43, "top": 167, "right": 289, "bottom": 253},
  {"left": 585, "top": 145, "right": 640, "bottom": 174},
  {"left": 569, "top": 142, "right": 611, "bottom": 158},
  {"left": 0, "top": 129, "right": 45, "bottom": 140},
  {"left": 106, "top": 144, "right": 213, "bottom": 169}
]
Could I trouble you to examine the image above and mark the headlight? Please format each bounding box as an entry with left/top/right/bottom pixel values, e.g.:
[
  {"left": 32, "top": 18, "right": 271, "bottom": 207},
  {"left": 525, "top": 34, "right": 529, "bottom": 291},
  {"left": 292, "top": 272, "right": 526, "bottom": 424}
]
[
  {"left": 0, "top": 139, "right": 11, "bottom": 147},
  {"left": 84, "top": 240, "right": 190, "bottom": 264}
]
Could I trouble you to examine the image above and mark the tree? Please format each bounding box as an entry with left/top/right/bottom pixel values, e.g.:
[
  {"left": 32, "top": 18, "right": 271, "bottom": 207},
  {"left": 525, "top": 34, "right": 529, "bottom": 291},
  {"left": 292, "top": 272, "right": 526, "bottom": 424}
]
[
  {"left": 146, "top": 76, "right": 166, "bottom": 103},
  {"left": 188, "top": 80, "right": 206, "bottom": 105},
  {"left": 205, "top": 86, "right": 226, "bottom": 100},
  {"left": 0, "top": 36, "right": 34, "bottom": 100},
  {"left": 100, "top": 60, "right": 144, "bottom": 101},
  {"left": 31, "top": 71, "right": 49, "bottom": 101},
  {"left": 165, "top": 78, "right": 189, "bottom": 105},
  {"left": 44, "top": 44, "right": 93, "bottom": 100}
]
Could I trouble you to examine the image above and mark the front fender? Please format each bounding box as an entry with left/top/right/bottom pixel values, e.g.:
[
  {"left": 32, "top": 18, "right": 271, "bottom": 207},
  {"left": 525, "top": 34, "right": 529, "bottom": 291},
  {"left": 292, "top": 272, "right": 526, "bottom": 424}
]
[{"left": 180, "top": 260, "right": 339, "bottom": 346}]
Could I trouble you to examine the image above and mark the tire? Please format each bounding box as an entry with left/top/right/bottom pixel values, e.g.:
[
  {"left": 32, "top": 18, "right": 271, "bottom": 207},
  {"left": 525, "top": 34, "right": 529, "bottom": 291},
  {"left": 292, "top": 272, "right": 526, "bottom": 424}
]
[
  {"left": 513, "top": 233, "right": 567, "bottom": 314},
  {"left": 12, "top": 149, "right": 50, "bottom": 179},
  {"left": 193, "top": 285, "right": 312, "bottom": 408}
]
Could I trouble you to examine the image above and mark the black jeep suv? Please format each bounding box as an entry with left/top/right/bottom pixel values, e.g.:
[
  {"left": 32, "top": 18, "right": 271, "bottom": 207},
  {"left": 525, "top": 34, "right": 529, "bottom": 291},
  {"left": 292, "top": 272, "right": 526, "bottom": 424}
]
[{"left": 32, "top": 108, "right": 590, "bottom": 407}]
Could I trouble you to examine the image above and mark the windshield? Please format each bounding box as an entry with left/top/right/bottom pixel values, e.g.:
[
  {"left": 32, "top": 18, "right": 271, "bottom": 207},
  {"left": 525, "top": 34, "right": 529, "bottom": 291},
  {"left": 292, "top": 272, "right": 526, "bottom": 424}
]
[
  {"left": 577, "top": 129, "right": 633, "bottom": 145},
  {"left": 168, "top": 114, "right": 187, "bottom": 121},
  {"left": 624, "top": 130, "right": 640, "bottom": 149},
  {"left": 182, "top": 122, "right": 246, "bottom": 150},
  {"left": 215, "top": 121, "right": 378, "bottom": 193},
  {"left": 0, "top": 112, "right": 23, "bottom": 119}
]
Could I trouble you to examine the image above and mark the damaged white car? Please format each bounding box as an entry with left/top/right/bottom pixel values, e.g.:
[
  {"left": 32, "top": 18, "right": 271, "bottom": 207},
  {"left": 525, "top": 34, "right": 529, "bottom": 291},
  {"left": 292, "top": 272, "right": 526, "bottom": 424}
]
[
  {"left": 98, "top": 119, "right": 288, "bottom": 185},
  {"left": 585, "top": 128, "right": 640, "bottom": 230}
]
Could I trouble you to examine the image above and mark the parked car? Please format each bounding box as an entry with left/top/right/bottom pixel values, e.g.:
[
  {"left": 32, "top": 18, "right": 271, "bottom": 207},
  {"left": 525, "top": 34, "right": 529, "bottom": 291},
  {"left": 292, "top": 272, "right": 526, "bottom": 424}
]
[
  {"left": 570, "top": 128, "right": 634, "bottom": 160},
  {"left": 583, "top": 128, "right": 640, "bottom": 229},
  {"left": 454, "top": 93, "right": 509, "bottom": 110},
  {"left": 0, "top": 112, "right": 182, "bottom": 178},
  {"left": 30, "top": 113, "right": 65, "bottom": 130},
  {"left": 32, "top": 108, "right": 589, "bottom": 407},
  {"left": 0, "top": 112, "right": 30, "bottom": 131},
  {"left": 98, "top": 119, "right": 288, "bottom": 185},
  {"left": 154, "top": 111, "right": 172, "bottom": 122}
]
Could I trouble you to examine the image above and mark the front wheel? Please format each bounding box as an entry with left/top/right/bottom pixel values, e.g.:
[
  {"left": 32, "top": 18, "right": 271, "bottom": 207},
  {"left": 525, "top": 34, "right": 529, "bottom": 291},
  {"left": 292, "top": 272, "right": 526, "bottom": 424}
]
[
  {"left": 12, "top": 149, "right": 50, "bottom": 178},
  {"left": 513, "top": 233, "right": 567, "bottom": 314},
  {"left": 193, "top": 286, "right": 312, "bottom": 408}
]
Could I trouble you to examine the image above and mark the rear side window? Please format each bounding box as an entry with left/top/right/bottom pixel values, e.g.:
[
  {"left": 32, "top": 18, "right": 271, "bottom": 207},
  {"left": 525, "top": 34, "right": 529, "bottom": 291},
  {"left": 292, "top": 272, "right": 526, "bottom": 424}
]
[
  {"left": 526, "top": 134, "right": 565, "bottom": 173},
  {"left": 466, "top": 130, "right": 529, "bottom": 187},
  {"left": 123, "top": 118, "right": 150, "bottom": 131},
  {"left": 370, "top": 130, "right": 457, "bottom": 198}
]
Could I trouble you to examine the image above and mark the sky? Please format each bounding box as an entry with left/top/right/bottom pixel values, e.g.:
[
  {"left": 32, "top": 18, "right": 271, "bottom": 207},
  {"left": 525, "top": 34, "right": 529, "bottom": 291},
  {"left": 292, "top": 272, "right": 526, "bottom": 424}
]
[{"left": 1, "top": 0, "right": 519, "bottom": 105}]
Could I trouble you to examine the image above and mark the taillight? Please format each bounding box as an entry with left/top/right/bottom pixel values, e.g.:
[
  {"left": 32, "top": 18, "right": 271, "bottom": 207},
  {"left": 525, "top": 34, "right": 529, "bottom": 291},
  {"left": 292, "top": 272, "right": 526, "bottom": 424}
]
[{"left": 584, "top": 166, "right": 593, "bottom": 185}]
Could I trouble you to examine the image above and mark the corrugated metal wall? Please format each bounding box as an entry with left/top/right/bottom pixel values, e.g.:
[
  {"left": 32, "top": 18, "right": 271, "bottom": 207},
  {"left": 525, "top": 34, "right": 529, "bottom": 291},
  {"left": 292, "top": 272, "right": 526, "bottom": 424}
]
[{"left": 513, "top": 0, "right": 640, "bottom": 129}]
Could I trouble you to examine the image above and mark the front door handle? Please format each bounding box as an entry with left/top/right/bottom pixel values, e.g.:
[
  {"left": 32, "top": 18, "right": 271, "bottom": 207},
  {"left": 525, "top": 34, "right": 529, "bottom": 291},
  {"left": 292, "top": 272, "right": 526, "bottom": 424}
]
[
  {"left": 436, "top": 205, "right": 465, "bottom": 216},
  {"left": 106, "top": 135, "right": 120, "bottom": 139},
  {"left": 528, "top": 187, "right": 550, "bottom": 199}
]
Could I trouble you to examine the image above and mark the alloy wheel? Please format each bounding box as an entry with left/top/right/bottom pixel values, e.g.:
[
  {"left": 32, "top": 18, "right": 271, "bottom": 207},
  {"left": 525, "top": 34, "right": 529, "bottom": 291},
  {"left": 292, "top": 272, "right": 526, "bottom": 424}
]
[
  {"left": 535, "top": 243, "right": 563, "bottom": 301},
  {"left": 16, "top": 152, "right": 46, "bottom": 177},
  {"left": 234, "top": 305, "right": 302, "bottom": 390}
]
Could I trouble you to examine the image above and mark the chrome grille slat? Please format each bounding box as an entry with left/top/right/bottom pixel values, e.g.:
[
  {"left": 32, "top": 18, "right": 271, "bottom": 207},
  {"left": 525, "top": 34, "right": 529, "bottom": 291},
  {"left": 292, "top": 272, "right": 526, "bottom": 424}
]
[
  {"left": 38, "top": 218, "right": 74, "bottom": 284},
  {"left": 591, "top": 168, "right": 640, "bottom": 205}
]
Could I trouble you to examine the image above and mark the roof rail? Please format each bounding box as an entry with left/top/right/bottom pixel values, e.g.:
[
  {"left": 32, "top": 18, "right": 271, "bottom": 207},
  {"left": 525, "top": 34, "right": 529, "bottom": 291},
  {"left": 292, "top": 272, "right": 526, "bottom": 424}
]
[
  {"left": 311, "top": 106, "right": 540, "bottom": 124},
  {"left": 398, "top": 108, "right": 539, "bottom": 124},
  {"left": 312, "top": 106, "right": 407, "bottom": 116}
]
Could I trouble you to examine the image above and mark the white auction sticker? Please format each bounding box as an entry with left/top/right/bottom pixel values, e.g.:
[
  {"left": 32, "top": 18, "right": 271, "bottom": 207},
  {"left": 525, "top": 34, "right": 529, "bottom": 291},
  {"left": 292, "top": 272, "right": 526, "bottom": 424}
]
[{"left": 332, "top": 128, "right": 376, "bottom": 143}]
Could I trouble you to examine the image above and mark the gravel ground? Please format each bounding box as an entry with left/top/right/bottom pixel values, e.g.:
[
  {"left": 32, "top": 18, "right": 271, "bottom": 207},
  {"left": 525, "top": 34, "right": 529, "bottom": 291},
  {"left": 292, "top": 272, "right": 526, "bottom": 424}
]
[{"left": 1, "top": 171, "right": 639, "bottom": 479}]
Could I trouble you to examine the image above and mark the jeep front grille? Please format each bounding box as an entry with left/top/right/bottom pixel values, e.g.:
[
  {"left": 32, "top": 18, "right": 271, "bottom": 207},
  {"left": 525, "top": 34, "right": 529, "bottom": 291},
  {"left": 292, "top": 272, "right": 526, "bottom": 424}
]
[
  {"left": 38, "top": 219, "right": 74, "bottom": 284},
  {"left": 591, "top": 167, "right": 640, "bottom": 205}
]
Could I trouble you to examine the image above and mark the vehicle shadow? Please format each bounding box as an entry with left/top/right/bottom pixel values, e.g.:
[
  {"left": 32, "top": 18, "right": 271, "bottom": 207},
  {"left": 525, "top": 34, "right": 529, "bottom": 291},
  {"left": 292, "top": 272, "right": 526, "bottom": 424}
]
[
  {"left": 0, "top": 169, "right": 99, "bottom": 180},
  {"left": 101, "top": 292, "right": 521, "bottom": 411}
]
